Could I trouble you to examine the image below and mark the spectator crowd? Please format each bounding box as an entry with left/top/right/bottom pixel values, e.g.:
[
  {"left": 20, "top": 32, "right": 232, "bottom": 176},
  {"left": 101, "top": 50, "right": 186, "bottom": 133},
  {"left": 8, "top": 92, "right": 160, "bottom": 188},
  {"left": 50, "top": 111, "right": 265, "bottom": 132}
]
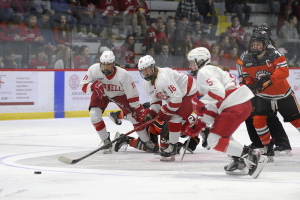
[{"left": 1, "top": 0, "right": 300, "bottom": 69}]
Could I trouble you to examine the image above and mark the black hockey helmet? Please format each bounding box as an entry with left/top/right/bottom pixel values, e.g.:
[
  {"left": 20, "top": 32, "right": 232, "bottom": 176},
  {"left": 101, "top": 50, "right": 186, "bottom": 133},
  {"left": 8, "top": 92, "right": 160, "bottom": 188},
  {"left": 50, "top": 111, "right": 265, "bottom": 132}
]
[
  {"left": 252, "top": 23, "right": 272, "bottom": 37},
  {"left": 249, "top": 32, "right": 269, "bottom": 59}
]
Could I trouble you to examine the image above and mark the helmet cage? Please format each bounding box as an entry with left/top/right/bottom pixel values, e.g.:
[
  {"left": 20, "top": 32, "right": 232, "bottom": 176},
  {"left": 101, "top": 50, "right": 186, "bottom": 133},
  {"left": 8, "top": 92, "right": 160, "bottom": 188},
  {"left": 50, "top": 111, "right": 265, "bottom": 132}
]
[
  {"left": 100, "top": 61, "right": 115, "bottom": 75},
  {"left": 139, "top": 64, "right": 156, "bottom": 81},
  {"left": 249, "top": 33, "right": 269, "bottom": 58}
]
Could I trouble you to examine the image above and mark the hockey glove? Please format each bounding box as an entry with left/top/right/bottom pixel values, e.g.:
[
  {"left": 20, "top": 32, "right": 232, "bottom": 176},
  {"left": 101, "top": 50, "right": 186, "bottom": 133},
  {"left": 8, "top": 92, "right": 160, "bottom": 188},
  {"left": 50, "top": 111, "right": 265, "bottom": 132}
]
[
  {"left": 157, "top": 104, "right": 176, "bottom": 121},
  {"left": 91, "top": 80, "right": 105, "bottom": 98},
  {"left": 185, "top": 118, "right": 206, "bottom": 138},
  {"left": 140, "top": 108, "right": 157, "bottom": 122},
  {"left": 132, "top": 104, "right": 144, "bottom": 121},
  {"left": 254, "top": 75, "right": 273, "bottom": 93},
  {"left": 192, "top": 95, "right": 207, "bottom": 116}
]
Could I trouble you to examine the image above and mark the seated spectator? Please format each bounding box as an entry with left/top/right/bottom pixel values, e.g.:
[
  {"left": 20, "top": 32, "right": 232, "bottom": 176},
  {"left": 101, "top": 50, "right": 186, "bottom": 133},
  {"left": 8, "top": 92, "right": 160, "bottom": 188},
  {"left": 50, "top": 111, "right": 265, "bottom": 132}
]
[
  {"left": 76, "top": 0, "right": 100, "bottom": 38},
  {"left": 19, "top": 13, "right": 44, "bottom": 54},
  {"left": 174, "top": 30, "right": 194, "bottom": 64},
  {"left": 28, "top": 46, "right": 49, "bottom": 69},
  {"left": 113, "top": 47, "right": 126, "bottom": 66},
  {"left": 280, "top": 0, "right": 298, "bottom": 15},
  {"left": 165, "top": 16, "right": 176, "bottom": 48},
  {"left": 175, "top": 0, "right": 202, "bottom": 25},
  {"left": 237, "top": 32, "right": 251, "bottom": 56},
  {"left": 31, "top": 0, "right": 53, "bottom": 19},
  {"left": 50, "top": 0, "right": 76, "bottom": 30},
  {"left": 74, "top": 45, "right": 91, "bottom": 69},
  {"left": 222, "top": 45, "right": 238, "bottom": 68},
  {"left": 53, "top": 47, "right": 74, "bottom": 69},
  {"left": 94, "top": 46, "right": 110, "bottom": 63},
  {"left": 121, "top": 34, "right": 136, "bottom": 68},
  {"left": 195, "top": 0, "right": 219, "bottom": 39},
  {"left": 53, "top": 13, "right": 78, "bottom": 53},
  {"left": 118, "top": 0, "right": 147, "bottom": 38},
  {"left": 142, "top": 16, "right": 168, "bottom": 52},
  {"left": 174, "top": 15, "right": 190, "bottom": 44},
  {"left": 155, "top": 43, "right": 173, "bottom": 68},
  {"left": 217, "top": 32, "right": 230, "bottom": 58},
  {"left": 98, "top": 0, "right": 119, "bottom": 36},
  {"left": 3, "top": 50, "right": 18, "bottom": 69},
  {"left": 277, "top": 5, "right": 292, "bottom": 35},
  {"left": 210, "top": 42, "right": 220, "bottom": 65},
  {"left": 193, "top": 32, "right": 210, "bottom": 50},
  {"left": 229, "top": 35, "right": 238, "bottom": 48},
  {"left": 145, "top": 44, "right": 155, "bottom": 57},
  {"left": 0, "top": 0, "right": 23, "bottom": 23},
  {"left": 191, "top": 20, "right": 205, "bottom": 42},
  {"left": 96, "top": 32, "right": 117, "bottom": 60},
  {"left": 278, "top": 14, "right": 300, "bottom": 65},
  {"left": 225, "top": 0, "right": 252, "bottom": 26},
  {"left": 37, "top": 9, "right": 62, "bottom": 65},
  {"left": 0, "top": 15, "right": 28, "bottom": 67},
  {"left": 226, "top": 15, "right": 245, "bottom": 42}
]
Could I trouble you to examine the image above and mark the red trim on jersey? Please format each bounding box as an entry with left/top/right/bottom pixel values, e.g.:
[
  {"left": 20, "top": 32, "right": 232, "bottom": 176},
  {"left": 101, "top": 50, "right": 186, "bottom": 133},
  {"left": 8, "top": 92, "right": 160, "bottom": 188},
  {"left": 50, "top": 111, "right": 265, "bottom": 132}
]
[
  {"left": 208, "top": 91, "right": 223, "bottom": 102},
  {"left": 82, "top": 83, "right": 89, "bottom": 93},
  {"left": 151, "top": 101, "right": 162, "bottom": 106},
  {"left": 93, "top": 120, "right": 105, "bottom": 131},
  {"left": 186, "top": 76, "right": 194, "bottom": 95},
  {"left": 168, "top": 122, "right": 182, "bottom": 132},
  {"left": 128, "top": 96, "right": 139, "bottom": 103},
  {"left": 106, "top": 67, "right": 117, "bottom": 80},
  {"left": 205, "top": 110, "right": 218, "bottom": 119},
  {"left": 168, "top": 102, "right": 182, "bottom": 108},
  {"left": 213, "top": 138, "right": 230, "bottom": 152}
]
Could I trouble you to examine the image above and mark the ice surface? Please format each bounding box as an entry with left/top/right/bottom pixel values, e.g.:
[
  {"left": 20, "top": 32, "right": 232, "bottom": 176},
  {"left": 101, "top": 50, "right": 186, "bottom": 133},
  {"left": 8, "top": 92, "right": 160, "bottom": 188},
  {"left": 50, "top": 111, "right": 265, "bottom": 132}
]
[{"left": 0, "top": 116, "right": 300, "bottom": 200}]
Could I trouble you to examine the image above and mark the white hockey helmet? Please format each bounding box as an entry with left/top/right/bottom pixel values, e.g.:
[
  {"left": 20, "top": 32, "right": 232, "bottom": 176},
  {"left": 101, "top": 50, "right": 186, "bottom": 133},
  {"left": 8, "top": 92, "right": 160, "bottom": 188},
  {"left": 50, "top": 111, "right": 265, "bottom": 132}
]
[
  {"left": 187, "top": 47, "right": 211, "bottom": 68},
  {"left": 100, "top": 50, "right": 115, "bottom": 63},
  {"left": 100, "top": 50, "right": 115, "bottom": 75},
  {"left": 138, "top": 55, "right": 156, "bottom": 81}
]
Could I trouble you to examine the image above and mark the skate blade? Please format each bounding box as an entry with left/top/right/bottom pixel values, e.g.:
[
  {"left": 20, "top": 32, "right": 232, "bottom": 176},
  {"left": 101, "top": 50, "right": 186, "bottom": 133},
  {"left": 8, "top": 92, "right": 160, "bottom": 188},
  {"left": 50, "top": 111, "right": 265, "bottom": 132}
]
[
  {"left": 160, "top": 155, "right": 175, "bottom": 162},
  {"left": 107, "top": 113, "right": 122, "bottom": 125},
  {"left": 267, "top": 156, "right": 274, "bottom": 163},
  {"left": 225, "top": 170, "right": 248, "bottom": 176},
  {"left": 251, "top": 155, "right": 268, "bottom": 179},
  {"left": 102, "top": 148, "right": 113, "bottom": 154},
  {"left": 275, "top": 150, "right": 293, "bottom": 157}
]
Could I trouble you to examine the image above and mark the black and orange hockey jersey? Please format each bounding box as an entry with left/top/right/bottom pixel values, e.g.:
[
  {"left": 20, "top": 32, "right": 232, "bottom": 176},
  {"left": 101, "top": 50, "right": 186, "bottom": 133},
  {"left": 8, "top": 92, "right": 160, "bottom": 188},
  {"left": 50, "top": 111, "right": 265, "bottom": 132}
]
[{"left": 242, "top": 48, "right": 291, "bottom": 100}]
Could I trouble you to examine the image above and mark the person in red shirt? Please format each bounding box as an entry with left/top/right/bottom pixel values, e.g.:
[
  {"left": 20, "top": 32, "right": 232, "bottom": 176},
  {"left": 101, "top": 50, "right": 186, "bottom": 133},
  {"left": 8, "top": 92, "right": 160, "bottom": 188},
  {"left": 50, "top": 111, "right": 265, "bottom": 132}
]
[
  {"left": 226, "top": 15, "right": 245, "bottom": 42},
  {"left": 98, "top": 0, "right": 119, "bottom": 36},
  {"left": 28, "top": 47, "right": 49, "bottom": 69},
  {"left": 53, "top": 14, "right": 74, "bottom": 49},
  {"left": 193, "top": 33, "right": 210, "bottom": 50},
  {"left": 74, "top": 45, "right": 90, "bottom": 69},
  {"left": 142, "top": 17, "right": 168, "bottom": 52},
  {"left": 121, "top": 34, "right": 136, "bottom": 68},
  {"left": 0, "top": 0, "right": 23, "bottom": 23},
  {"left": 210, "top": 43, "right": 221, "bottom": 65},
  {"left": 222, "top": 45, "right": 239, "bottom": 68},
  {"left": 0, "top": 15, "right": 28, "bottom": 67}
]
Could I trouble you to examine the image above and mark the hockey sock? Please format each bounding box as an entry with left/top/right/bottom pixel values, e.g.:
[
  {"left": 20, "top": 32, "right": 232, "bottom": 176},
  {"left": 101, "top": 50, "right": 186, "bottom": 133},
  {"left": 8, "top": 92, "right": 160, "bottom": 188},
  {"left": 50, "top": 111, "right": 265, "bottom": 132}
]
[{"left": 130, "top": 138, "right": 147, "bottom": 151}]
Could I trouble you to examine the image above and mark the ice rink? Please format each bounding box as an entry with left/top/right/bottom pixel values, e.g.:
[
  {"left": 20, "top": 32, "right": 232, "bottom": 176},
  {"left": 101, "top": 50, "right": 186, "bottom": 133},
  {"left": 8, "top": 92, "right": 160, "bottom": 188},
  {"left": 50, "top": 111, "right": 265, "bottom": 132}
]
[{"left": 1, "top": 116, "right": 300, "bottom": 200}]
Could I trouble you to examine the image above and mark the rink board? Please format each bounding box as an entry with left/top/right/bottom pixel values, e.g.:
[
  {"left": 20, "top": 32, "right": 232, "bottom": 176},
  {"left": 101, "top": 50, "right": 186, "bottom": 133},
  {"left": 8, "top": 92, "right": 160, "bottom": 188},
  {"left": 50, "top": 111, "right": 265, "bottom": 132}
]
[{"left": 0, "top": 69, "right": 299, "bottom": 120}]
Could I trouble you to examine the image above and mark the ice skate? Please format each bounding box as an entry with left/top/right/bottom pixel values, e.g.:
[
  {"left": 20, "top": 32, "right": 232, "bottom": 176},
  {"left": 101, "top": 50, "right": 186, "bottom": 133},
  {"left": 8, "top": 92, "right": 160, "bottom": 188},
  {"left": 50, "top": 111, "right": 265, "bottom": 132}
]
[
  {"left": 274, "top": 146, "right": 293, "bottom": 157},
  {"left": 242, "top": 146, "right": 268, "bottom": 179},
  {"left": 114, "top": 133, "right": 133, "bottom": 152},
  {"left": 100, "top": 134, "right": 113, "bottom": 154},
  {"left": 142, "top": 139, "right": 159, "bottom": 153},
  {"left": 160, "top": 143, "right": 177, "bottom": 162},
  {"left": 261, "top": 139, "right": 275, "bottom": 162},
  {"left": 107, "top": 111, "right": 122, "bottom": 125},
  {"left": 224, "top": 156, "right": 248, "bottom": 175}
]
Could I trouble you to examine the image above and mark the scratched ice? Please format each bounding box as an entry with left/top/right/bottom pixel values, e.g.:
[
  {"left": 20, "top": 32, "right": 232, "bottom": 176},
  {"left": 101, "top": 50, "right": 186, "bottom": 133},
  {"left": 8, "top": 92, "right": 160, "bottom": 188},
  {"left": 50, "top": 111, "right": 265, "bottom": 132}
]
[{"left": 0, "top": 116, "right": 300, "bottom": 200}]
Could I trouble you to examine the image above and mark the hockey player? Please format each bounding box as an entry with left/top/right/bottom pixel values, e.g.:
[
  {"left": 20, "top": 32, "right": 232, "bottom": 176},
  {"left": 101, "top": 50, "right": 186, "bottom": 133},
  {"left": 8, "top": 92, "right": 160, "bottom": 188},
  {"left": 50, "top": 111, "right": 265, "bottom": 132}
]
[
  {"left": 237, "top": 23, "right": 292, "bottom": 158},
  {"left": 138, "top": 55, "right": 198, "bottom": 161},
  {"left": 185, "top": 47, "right": 268, "bottom": 178},
  {"left": 242, "top": 31, "right": 300, "bottom": 158},
  {"left": 80, "top": 51, "right": 158, "bottom": 153}
]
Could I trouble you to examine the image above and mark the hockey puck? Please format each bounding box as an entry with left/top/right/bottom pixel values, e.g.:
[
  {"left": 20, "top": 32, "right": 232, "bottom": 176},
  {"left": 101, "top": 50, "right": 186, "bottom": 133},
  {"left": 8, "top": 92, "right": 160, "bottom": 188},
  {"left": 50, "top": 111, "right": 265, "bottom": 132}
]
[{"left": 34, "top": 171, "right": 41, "bottom": 174}]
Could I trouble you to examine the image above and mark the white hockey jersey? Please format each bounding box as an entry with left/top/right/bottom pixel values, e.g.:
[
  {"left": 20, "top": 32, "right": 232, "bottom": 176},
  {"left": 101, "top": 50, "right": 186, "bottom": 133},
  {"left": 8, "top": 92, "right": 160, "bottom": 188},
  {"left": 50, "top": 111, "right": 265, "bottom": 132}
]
[
  {"left": 197, "top": 65, "right": 254, "bottom": 125},
  {"left": 143, "top": 67, "right": 197, "bottom": 113},
  {"left": 80, "top": 64, "right": 140, "bottom": 108}
]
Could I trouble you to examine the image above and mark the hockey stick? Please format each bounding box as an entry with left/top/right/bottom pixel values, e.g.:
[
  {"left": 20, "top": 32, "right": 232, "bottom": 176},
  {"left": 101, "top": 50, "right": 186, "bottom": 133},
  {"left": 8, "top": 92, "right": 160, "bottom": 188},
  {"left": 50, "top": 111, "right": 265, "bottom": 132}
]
[
  {"left": 180, "top": 117, "right": 198, "bottom": 161},
  {"left": 58, "top": 118, "right": 156, "bottom": 164},
  {"left": 104, "top": 95, "right": 133, "bottom": 113}
]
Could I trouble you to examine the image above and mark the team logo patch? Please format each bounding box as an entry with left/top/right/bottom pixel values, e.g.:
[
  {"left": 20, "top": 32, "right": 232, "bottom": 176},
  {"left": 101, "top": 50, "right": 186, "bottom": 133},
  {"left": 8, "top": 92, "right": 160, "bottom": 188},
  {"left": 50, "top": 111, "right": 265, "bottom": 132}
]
[
  {"left": 255, "top": 70, "right": 272, "bottom": 80},
  {"left": 69, "top": 74, "right": 80, "bottom": 90},
  {"left": 150, "top": 90, "right": 154, "bottom": 95},
  {"left": 246, "top": 63, "right": 252, "bottom": 67}
]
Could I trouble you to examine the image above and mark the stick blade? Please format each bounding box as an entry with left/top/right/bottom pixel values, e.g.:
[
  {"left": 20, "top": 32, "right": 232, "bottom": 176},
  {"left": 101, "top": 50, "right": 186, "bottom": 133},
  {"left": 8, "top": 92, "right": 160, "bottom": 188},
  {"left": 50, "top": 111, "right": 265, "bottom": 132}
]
[{"left": 58, "top": 156, "right": 75, "bottom": 164}]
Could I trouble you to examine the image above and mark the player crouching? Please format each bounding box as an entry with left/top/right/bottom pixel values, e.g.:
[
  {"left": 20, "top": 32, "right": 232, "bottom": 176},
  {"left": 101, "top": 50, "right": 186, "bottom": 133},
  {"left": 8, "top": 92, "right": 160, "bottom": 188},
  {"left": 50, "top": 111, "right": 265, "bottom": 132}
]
[{"left": 80, "top": 51, "right": 158, "bottom": 154}]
